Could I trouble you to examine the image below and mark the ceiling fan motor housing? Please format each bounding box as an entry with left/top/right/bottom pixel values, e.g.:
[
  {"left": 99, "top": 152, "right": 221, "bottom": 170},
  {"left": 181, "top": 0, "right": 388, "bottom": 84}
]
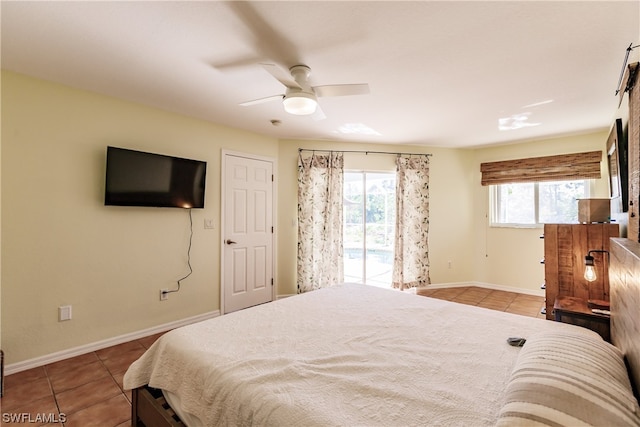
[{"left": 289, "top": 65, "right": 312, "bottom": 86}]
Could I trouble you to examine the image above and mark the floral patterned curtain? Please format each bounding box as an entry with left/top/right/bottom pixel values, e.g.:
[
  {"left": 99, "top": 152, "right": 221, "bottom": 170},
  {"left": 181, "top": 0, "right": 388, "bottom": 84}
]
[
  {"left": 392, "top": 156, "right": 431, "bottom": 290},
  {"left": 297, "top": 152, "right": 344, "bottom": 293}
]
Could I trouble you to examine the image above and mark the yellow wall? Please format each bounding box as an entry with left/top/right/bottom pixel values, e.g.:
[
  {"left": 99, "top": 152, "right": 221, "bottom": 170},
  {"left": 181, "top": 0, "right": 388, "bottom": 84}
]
[
  {"left": 277, "top": 139, "right": 476, "bottom": 295},
  {"left": 1, "top": 71, "right": 613, "bottom": 366},
  {"left": 1, "top": 71, "right": 279, "bottom": 364},
  {"left": 471, "top": 132, "right": 611, "bottom": 293}
]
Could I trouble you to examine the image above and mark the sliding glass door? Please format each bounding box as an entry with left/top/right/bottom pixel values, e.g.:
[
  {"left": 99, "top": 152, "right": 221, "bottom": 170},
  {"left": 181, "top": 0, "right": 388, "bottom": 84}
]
[{"left": 343, "top": 172, "right": 396, "bottom": 287}]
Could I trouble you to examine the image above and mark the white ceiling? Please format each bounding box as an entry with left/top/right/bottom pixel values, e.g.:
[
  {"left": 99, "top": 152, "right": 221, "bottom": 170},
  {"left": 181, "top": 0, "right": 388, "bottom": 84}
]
[{"left": 2, "top": 1, "right": 638, "bottom": 148}]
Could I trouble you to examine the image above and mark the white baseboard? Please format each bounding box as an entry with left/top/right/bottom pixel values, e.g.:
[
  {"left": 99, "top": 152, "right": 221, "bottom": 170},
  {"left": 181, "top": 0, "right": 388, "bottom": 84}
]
[
  {"left": 5, "top": 310, "right": 220, "bottom": 376},
  {"left": 427, "top": 281, "right": 545, "bottom": 297}
]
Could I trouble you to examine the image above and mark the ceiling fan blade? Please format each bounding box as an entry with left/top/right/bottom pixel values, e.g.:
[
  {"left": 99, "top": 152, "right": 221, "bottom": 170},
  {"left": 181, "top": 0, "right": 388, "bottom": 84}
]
[
  {"left": 209, "top": 55, "right": 265, "bottom": 71},
  {"left": 226, "top": 2, "right": 302, "bottom": 73},
  {"left": 312, "top": 104, "right": 327, "bottom": 121},
  {"left": 261, "top": 63, "right": 302, "bottom": 89},
  {"left": 313, "top": 84, "right": 370, "bottom": 97},
  {"left": 239, "top": 94, "right": 284, "bottom": 107}
]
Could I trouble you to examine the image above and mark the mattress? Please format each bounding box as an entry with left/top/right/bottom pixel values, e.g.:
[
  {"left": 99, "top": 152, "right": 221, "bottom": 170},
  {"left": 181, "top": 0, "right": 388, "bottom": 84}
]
[{"left": 124, "top": 283, "right": 597, "bottom": 426}]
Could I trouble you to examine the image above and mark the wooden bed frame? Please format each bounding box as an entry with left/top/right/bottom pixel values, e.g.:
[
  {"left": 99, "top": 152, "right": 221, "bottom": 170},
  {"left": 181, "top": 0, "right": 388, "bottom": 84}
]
[
  {"left": 132, "top": 385, "right": 186, "bottom": 427},
  {"left": 130, "top": 237, "right": 640, "bottom": 427},
  {"left": 609, "top": 237, "right": 640, "bottom": 399}
]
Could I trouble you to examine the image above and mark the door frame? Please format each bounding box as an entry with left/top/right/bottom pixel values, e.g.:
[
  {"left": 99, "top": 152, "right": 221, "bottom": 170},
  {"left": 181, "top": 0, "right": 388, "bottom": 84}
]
[{"left": 220, "top": 149, "right": 277, "bottom": 315}]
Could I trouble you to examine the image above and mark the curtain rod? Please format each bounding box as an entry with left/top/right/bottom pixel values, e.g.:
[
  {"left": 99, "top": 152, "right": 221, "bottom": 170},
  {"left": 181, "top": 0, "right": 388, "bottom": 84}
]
[{"left": 298, "top": 148, "right": 432, "bottom": 157}]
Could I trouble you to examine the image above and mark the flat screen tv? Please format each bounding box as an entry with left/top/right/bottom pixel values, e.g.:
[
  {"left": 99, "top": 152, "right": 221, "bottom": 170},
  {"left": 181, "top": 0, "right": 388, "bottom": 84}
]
[
  {"left": 105, "top": 146, "right": 206, "bottom": 208},
  {"left": 607, "top": 119, "right": 629, "bottom": 214}
]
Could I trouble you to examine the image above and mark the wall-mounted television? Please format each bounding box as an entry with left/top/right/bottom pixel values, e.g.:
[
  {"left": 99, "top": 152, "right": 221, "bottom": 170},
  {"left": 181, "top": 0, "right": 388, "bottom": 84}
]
[
  {"left": 105, "top": 146, "right": 207, "bottom": 208},
  {"left": 607, "top": 118, "right": 629, "bottom": 214}
]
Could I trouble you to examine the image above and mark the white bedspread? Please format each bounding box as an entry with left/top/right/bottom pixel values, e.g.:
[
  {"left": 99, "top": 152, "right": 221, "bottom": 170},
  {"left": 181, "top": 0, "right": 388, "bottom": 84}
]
[{"left": 124, "top": 283, "right": 596, "bottom": 426}]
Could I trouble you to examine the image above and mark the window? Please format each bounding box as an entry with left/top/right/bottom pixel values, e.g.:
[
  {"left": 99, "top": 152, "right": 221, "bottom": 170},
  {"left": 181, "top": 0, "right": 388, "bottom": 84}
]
[
  {"left": 491, "top": 180, "right": 588, "bottom": 226},
  {"left": 343, "top": 172, "right": 396, "bottom": 286}
]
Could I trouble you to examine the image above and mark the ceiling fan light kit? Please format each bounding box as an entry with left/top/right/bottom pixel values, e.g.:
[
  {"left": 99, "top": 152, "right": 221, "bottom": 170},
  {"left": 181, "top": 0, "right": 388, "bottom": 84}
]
[{"left": 283, "top": 92, "right": 318, "bottom": 115}]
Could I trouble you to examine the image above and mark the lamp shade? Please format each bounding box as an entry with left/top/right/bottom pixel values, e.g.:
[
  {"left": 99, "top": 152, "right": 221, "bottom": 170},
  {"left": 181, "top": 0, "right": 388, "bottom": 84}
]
[{"left": 283, "top": 93, "right": 317, "bottom": 115}]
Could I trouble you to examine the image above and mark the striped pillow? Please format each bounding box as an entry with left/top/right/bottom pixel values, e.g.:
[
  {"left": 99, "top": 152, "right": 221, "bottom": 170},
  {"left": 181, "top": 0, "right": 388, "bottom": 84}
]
[{"left": 497, "top": 331, "right": 640, "bottom": 427}]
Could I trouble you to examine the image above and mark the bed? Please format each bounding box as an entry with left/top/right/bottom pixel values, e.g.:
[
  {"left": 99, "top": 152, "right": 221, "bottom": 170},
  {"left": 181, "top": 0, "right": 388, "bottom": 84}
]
[{"left": 124, "top": 237, "right": 640, "bottom": 426}]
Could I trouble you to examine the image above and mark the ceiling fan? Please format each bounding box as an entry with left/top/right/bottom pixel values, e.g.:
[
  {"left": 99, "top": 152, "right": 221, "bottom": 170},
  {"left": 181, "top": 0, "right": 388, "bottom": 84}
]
[{"left": 240, "top": 64, "right": 370, "bottom": 119}]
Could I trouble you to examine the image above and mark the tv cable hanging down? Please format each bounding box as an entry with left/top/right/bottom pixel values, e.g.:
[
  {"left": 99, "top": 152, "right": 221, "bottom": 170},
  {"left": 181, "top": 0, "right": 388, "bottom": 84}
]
[{"left": 162, "top": 208, "right": 194, "bottom": 298}]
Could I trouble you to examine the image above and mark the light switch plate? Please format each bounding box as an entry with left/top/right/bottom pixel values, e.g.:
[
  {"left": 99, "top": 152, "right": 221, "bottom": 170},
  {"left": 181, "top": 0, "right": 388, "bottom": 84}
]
[{"left": 59, "top": 305, "right": 72, "bottom": 321}]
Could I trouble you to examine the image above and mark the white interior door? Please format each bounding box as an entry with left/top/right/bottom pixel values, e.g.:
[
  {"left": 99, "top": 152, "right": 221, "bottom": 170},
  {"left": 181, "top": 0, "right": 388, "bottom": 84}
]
[{"left": 222, "top": 153, "right": 274, "bottom": 314}]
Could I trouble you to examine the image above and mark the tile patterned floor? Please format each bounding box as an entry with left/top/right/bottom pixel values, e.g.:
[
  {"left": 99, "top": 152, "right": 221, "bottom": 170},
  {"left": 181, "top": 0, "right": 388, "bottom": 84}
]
[
  {"left": 1, "top": 286, "right": 544, "bottom": 426},
  {"left": 0, "top": 333, "right": 163, "bottom": 426},
  {"left": 416, "top": 286, "right": 546, "bottom": 318}
]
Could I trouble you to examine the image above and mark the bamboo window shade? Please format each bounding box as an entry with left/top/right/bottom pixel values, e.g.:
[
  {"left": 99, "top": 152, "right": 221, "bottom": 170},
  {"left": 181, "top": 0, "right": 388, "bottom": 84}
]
[{"left": 480, "top": 150, "right": 602, "bottom": 186}]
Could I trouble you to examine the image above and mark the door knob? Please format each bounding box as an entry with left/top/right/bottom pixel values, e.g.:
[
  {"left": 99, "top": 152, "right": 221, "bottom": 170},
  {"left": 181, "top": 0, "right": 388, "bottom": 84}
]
[{"left": 225, "top": 239, "right": 237, "bottom": 245}]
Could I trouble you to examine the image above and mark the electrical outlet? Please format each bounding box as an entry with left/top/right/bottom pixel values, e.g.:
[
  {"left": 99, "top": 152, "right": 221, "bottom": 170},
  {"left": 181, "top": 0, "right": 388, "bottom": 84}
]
[{"left": 160, "top": 289, "right": 169, "bottom": 301}]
